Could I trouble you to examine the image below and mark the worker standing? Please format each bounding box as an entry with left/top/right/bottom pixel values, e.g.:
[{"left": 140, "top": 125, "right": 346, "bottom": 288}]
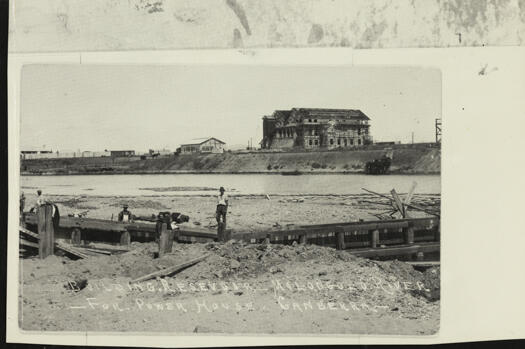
[
  {"left": 20, "top": 192, "right": 26, "bottom": 225},
  {"left": 216, "top": 186, "right": 229, "bottom": 226},
  {"left": 35, "top": 190, "right": 45, "bottom": 209},
  {"left": 20, "top": 192, "right": 26, "bottom": 213},
  {"left": 118, "top": 204, "right": 133, "bottom": 222}
]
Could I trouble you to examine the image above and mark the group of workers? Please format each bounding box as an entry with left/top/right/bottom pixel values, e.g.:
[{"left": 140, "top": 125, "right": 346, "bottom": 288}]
[
  {"left": 20, "top": 190, "right": 60, "bottom": 228},
  {"left": 116, "top": 186, "right": 229, "bottom": 225},
  {"left": 21, "top": 186, "right": 230, "bottom": 227}
]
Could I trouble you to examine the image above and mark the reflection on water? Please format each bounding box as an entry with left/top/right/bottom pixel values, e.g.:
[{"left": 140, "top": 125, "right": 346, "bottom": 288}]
[{"left": 20, "top": 174, "right": 440, "bottom": 196}]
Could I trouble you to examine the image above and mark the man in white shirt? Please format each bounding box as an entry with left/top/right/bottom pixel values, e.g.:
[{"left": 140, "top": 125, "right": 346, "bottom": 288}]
[
  {"left": 216, "top": 186, "right": 229, "bottom": 225},
  {"left": 35, "top": 190, "right": 45, "bottom": 208}
]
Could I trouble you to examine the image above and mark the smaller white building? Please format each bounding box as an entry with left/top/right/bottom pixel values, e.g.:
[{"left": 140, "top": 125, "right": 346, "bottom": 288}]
[{"left": 180, "top": 138, "right": 225, "bottom": 154}]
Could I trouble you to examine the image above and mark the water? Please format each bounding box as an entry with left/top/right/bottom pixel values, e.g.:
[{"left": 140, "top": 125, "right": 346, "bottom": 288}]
[{"left": 20, "top": 174, "right": 440, "bottom": 197}]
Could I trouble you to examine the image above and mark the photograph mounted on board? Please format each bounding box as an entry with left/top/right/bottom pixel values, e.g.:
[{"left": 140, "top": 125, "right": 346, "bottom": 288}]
[{"left": 18, "top": 64, "right": 441, "bottom": 334}]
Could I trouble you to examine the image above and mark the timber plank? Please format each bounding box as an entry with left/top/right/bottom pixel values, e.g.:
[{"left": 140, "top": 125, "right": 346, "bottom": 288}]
[
  {"left": 55, "top": 242, "right": 90, "bottom": 259},
  {"left": 350, "top": 242, "right": 440, "bottom": 258},
  {"left": 20, "top": 226, "right": 39, "bottom": 239},
  {"left": 131, "top": 254, "right": 210, "bottom": 283},
  {"left": 20, "top": 238, "right": 39, "bottom": 248}
]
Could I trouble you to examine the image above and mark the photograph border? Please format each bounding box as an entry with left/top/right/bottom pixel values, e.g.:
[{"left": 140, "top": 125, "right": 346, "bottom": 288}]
[{"left": 8, "top": 46, "right": 525, "bottom": 346}]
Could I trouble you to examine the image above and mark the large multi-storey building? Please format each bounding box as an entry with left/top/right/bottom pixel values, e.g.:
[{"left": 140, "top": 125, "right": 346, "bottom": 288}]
[{"left": 261, "top": 108, "right": 371, "bottom": 150}]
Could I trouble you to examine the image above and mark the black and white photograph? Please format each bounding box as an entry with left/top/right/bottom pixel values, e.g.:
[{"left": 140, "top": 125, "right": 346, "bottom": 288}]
[
  {"left": 6, "top": 0, "right": 525, "bottom": 346},
  {"left": 17, "top": 63, "right": 441, "bottom": 335}
]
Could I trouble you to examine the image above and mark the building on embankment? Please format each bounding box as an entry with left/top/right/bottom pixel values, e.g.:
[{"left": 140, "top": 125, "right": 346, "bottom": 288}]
[
  {"left": 110, "top": 150, "right": 135, "bottom": 157},
  {"left": 260, "top": 108, "right": 372, "bottom": 150},
  {"left": 179, "top": 137, "right": 225, "bottom": 154}
]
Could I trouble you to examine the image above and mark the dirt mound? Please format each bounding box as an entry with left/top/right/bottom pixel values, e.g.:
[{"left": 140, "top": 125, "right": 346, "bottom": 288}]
[
  {"left": 22, "top": 240, "right": 439, "bottom": 302},
  {"left": 20, "top": 240, "right": 440, "bottom": 333},
  {"left": 411, "top": 267, "right": 440, "bottom": 301},
  {"left": 190, "top": 240, "right": 350, "bottom": 280}
]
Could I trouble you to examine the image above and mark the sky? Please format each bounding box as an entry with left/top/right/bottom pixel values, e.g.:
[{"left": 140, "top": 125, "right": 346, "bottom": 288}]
[{"left": 20, "top": 64, "right": 441, "bottom": 152}]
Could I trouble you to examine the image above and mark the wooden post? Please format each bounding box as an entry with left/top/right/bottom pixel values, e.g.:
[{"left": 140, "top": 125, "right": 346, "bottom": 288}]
[
  {"left": 155, "top": 221, "right": 163, "bottom": 243},
  {"left": 71, "top": 228, "right": 81, "bottom": 245},
  {"left": 217, "top": 222, "right": 226, "bottom": 242},
  {"left": 173, "top": 226, "right": 180, "bottom": 243},
  {"left": 336, "top": 231, "right": 345, "bottom": 250},
  {"left": 404, "top": 227, "right": 414, "bottom": 244},
  {"left": 158, "top": 223, "right": 174, "bottom": 257},
  {"left": 20, "top": 212, "right": 26, "bottom": 228},
  {"left": 120, "top": 230, "right": 131, "bottom": 246},
  {"left": 38, "top": 204, "right": 54, "bottom": 259},
  {"left": 390, "top": 189, "right": 406, "bottom": 218},
  {"left": 223, "top": 229, "right": 232, "bottom": 242},
  {"left": 299, "top": 234, "right": 307, "bottom": 244},
  {"left": 369, "top": 229, "right": 379, "bottom": 248}
]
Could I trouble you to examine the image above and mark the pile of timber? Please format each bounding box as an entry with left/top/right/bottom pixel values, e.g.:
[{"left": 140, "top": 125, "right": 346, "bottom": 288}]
[
  {"left": 21, "top": 199, "right": 439, "bottom": 261},
  {"left": 361, "top": 185, "right": 440, "bottom": 219},
  {"left": 20, "top": 226, "right": 87, "bottom": 259},
  {"left": 19, "top": 226, "right": 40, "bottom": 258},
  {"left": 22, "top": 212, "right": 223, "bottom": 245},
  {"left": 20, "top": 225, "right": 128, "bottom": 260}
]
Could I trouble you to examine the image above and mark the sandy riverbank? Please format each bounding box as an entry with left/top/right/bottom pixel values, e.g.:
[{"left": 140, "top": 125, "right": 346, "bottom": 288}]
[
  {"left": 20, "top": 191, "right": 440, "bottom": 334},
  {"left": 19, "top": 240, "right": 439, "bottom": 334},
  {"left": 22, "top": 192, "right": 440, "bottom": 234}
]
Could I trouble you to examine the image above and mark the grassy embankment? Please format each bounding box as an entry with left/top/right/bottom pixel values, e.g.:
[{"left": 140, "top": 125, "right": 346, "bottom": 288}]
[{"left": 21, "top": 146, "right": 440, "bottom": 175}]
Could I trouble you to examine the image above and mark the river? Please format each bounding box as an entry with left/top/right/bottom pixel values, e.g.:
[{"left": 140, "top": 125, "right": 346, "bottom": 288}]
[{"left": 20, "top": 174, "right": 440, "bottom": 197}]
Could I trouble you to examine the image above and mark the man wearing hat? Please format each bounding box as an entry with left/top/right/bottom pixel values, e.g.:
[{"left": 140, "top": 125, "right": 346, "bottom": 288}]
[
  {"left": 118, "top": 204, "right": 133, "bottom": 223},
  {"left": 216, "top": 186, "right": 229, "bottom": 226}
]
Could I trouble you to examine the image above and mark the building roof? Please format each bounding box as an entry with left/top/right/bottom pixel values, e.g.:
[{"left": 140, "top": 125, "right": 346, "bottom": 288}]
[
  {"left": 293, "top": 108, "right": 370, "bottom": 120},
  {"left": 180, "top": 137, "right": 225, "bottom": 146},
  {"left": 266, "top": 108, "right": 370, "bottom": 121},
  {"left": 264, "top": 110, "right": 292, "bottom": 120}
]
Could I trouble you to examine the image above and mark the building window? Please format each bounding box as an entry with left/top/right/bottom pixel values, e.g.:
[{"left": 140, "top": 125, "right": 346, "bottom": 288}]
[
  {"left": 330, "top": 139, "right": 334, "bottom": 145},
  {"left": 358, "top": 128, "right": 361, "bottom": 135},
  {"left": 337, "top": 139, "right": 341, "bottom": 145},
  {"left": 314, "top": 139, "right": 318, "bottom": 146},
  {"left": 314, "top": 119, "right": 317, "bottom": 122},
  {"left": 350, "top": 139, "right": 354, "bottom": 145},
  {"left": 358, "top": 139, "right": 362, "bottom": 145},
  {"left": 344, "top": 139, "right": 347, "bottom": 146},
  {"left": 308, "top": 119, "right": 312, "bottom": 122},
  {"left": 309, "top": 140, "right": 313, "bottom": 146},
  {"left": 311, "top": 129, "right": 315, "bottom": 136}
]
